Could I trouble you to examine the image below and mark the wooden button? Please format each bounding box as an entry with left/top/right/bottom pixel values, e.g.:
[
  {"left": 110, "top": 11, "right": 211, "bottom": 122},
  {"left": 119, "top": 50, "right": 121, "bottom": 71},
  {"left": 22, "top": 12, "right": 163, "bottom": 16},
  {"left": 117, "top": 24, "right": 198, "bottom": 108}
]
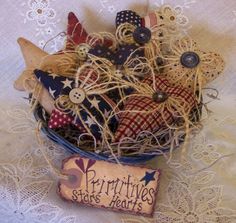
[
  {"left": 76, "top": 44, "right": 90, "bottom": 61},
  {"left": 69, "top": 88, "right": 86, "bottom": 104}
]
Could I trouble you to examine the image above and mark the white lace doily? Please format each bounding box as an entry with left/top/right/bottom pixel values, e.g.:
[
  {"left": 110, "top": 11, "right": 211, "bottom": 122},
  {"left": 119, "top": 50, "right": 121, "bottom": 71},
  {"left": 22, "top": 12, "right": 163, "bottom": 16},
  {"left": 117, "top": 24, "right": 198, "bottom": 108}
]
[{"left": 1, "top": 0, "right": 236, "bottom": 222}]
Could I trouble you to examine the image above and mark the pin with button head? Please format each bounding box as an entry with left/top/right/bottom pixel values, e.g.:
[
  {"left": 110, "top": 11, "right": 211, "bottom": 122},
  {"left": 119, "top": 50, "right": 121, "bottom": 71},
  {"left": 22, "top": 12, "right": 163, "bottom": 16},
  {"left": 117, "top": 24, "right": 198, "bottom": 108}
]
[{"left": 156, "top": 57, "right": 164, "bottom": 66}]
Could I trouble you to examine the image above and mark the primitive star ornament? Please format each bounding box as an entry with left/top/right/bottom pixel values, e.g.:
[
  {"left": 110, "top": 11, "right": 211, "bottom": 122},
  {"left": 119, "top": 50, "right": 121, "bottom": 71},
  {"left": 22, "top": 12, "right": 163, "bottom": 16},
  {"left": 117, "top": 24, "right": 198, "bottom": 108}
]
[
  {"left": 14, "top": 12, "right": 91, "bottom": 115},
  {"left": 34, "top": 69, "right": 118, "bottom": 139},
  {"left": 14, "top": 37, "right": 55, "bottom": 114}
]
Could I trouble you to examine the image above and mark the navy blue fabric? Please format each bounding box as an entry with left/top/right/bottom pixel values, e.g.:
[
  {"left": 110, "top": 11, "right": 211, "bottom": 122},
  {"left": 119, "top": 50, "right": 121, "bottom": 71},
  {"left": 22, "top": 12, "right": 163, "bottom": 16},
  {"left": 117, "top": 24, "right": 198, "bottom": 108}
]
[
  {"left": 34, "top": 69, "right": 118, "bottom": 139},
  {"left": 34, "top": 69, "right": 74, "bottom": 99},
  {"left": 88, "top": 44, "right": 144, "bottom": 65},
  {"left": 88, "top": 45, "right": 114, "bottom": 62},
  {"left": 114, "top": 44, "right": 144, "bottom": 65},
  {"left": 116, "top": 10, "right": 142, "bottom": 28}
]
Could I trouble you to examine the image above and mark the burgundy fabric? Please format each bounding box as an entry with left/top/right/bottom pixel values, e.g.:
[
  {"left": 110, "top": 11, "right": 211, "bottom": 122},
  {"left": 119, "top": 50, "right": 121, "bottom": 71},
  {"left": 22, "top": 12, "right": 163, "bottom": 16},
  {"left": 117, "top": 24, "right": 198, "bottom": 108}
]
[
  {"left": 48, "top": 109, "right": 86, "bottom": 133},
  {"left": 66, "top": 12, "right": 88, "bottom": 49},
  {"left": 66, "top": 12, "right": 113, "bottom": 50},
  {"left": 115, "top": 75, "right": 197, "bottom": 141}
]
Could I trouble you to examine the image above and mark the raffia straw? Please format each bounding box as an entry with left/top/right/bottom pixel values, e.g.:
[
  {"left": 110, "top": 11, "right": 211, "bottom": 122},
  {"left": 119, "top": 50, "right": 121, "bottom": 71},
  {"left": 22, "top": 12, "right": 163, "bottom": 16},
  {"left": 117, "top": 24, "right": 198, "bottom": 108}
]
[
  {"left": 30, "top": 83, "right": 44, "bottom": 113},
  {"left": 116, "top": 23, "right": 136, "bottom": 45},
  {"left": 54, "top": 63, "right": 126, "bottom": 143},
  {"left": 106, "top": 64, "right": 198, "bottom": 158},
  {"left": 27, "top": 24, "right": 202, "bottom": 164},
  {"left": 160, "top": 37, "right": 223, "bottom": 101},
  {"left": 87, "top": 32, "right": 117, "bottom": 50}
]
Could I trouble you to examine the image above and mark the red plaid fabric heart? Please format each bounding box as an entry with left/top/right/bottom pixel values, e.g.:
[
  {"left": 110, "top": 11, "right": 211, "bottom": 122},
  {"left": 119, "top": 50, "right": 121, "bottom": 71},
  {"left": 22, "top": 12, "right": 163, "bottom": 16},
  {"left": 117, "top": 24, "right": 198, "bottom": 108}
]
[{"left": 114, "top": 75, "right": 197, "bottom": 141}]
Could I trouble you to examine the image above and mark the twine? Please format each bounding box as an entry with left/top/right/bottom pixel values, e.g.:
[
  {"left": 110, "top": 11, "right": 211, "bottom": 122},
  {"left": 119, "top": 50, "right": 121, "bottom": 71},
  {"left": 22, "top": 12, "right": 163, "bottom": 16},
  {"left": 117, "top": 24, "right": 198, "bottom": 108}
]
[
  {"left": 116, "top": 23, "right": 136, "bottom": 45},
  {"left": 16, "top": 16, "right": 213, "bottom": 168}
]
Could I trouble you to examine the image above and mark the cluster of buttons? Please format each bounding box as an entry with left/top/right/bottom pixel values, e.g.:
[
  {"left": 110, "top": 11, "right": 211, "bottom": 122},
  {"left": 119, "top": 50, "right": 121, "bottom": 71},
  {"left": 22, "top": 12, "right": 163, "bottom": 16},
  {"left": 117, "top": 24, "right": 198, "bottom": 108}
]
[{"left": 69, "top": 88, "right": 86, "bottom": 104}]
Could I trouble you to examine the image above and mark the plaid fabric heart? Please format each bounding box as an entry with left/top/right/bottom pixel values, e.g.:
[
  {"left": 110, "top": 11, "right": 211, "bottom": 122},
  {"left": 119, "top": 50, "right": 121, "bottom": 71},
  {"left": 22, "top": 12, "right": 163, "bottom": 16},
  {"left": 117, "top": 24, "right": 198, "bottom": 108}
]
[
  {"left": 34, "top": 69, "right": 118, "bottom": 139},
  {"left": 114, "top": 75, "right": 197, "bottom": 141}
]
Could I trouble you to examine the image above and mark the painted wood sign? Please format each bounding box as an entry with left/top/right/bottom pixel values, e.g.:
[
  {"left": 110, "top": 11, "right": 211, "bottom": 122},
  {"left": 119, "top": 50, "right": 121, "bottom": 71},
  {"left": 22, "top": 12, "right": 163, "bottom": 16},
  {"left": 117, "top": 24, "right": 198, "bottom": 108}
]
[{"left": 58, "top": 155, "right": 160, "bottom": 217}]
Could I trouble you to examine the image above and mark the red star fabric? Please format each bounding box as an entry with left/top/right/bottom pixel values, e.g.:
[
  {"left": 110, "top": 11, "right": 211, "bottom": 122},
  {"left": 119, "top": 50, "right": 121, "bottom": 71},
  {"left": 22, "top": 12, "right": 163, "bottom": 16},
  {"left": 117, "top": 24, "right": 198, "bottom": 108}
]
[
  {"left": 114, "top": 75, "right": 197, "bottom": 141},
  {"left": 48, "top": 109, "right": 86, "bottom": 132},
  {"left": 48, "top": 109, "right": 73, "bottom": 129}
]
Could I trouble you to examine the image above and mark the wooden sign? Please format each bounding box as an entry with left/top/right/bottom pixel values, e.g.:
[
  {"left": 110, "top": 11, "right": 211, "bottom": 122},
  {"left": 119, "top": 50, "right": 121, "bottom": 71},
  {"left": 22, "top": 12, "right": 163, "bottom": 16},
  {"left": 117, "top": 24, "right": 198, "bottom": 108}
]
[{"left": 58, "top": 155, "right": 161, "bottom": 217}]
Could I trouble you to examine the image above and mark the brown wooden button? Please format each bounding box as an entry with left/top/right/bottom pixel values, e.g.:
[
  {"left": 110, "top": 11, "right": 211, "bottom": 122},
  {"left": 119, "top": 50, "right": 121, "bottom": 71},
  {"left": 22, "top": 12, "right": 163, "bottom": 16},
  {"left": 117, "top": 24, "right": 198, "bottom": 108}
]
[{"left": 69, "top": 88, "right": 86, "bottom": 104}]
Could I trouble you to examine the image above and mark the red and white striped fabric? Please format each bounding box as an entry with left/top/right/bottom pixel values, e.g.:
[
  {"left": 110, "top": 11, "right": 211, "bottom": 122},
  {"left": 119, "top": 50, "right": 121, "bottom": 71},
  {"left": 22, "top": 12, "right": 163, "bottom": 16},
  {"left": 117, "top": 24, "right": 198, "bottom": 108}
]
[
  {"left": 114, "top": 75, "right": 197, "bottom": 142},
  {"left": 143, "top": 12, "right": 159, "bottom": 29}
]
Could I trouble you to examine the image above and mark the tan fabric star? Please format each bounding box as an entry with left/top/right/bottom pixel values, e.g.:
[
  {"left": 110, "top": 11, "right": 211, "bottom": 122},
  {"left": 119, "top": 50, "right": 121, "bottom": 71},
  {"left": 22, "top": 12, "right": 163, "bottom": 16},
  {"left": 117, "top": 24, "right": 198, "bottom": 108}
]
[
  {"left": 14, "top": 37, "right": 79, "bottom": 114},
  {"left": 14, "top": 37, "right": 54, "bottom": 114}
]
